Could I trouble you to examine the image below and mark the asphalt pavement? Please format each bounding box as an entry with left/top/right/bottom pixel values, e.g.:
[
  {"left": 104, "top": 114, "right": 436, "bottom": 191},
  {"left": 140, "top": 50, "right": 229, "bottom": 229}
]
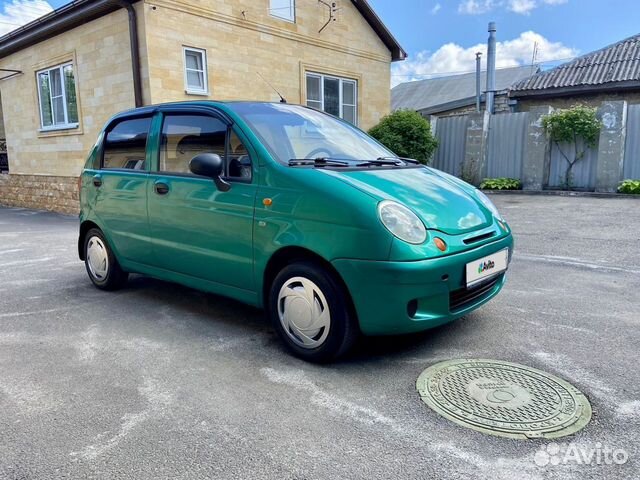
[{"left": 0, "top": 194, "right": 638, "bottom": 480}]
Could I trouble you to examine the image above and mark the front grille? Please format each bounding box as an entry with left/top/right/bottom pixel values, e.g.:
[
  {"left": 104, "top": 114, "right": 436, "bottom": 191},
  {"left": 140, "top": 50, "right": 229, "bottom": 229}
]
[
  {"left": 463, "top": 231, "right": 496, "bottom": 245},
  {"left": 449, "top": 275, "right": 502, "bottom": 312}
]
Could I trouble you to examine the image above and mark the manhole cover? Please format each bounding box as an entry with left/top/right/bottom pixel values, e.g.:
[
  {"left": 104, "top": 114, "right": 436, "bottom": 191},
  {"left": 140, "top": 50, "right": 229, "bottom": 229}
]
[{"left": 416, "top": 359, "right": 592, "bottom": 439}]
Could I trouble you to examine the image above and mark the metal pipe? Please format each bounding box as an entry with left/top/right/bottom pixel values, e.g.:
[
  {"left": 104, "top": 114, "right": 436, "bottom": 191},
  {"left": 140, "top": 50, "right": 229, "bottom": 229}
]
[
  {"left": 486, "top": 22, "right": 497, "bottom": 114},
  {"left": 475, "top": 52, "right": 482, "bottom": 112},
  {"left": 113, "top": 0, "right": 143, "bottom": 107}
]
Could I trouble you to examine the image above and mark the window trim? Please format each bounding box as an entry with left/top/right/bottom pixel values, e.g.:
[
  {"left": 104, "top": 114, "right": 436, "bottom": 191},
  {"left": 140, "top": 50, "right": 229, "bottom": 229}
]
[
  {"left": 183, "top": 46, "right": 209, "bottom": 96},
  {"left": 269, "top": 0, "right": 296, "bottom": 23},
  {"left": 305, "top": 72, "right": 358, "bottom": 125},
  {"left": 36, "top": 61, "right": 79, "bottom": 132}
]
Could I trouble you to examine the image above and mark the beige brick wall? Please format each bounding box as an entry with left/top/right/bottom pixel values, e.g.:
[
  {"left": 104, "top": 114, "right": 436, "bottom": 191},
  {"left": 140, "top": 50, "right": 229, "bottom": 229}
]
[
  {"left": 514, "top": 91, "right": 640, "bottom": 112},
  {"left": 142, "top": 0, "right": 392, "bottom": 130},
  {"left": 0, "top": 4, "right": 148, "bottom": 178},
  {"left": 0, "top": 174, "right": 78, "bottom": 214}
]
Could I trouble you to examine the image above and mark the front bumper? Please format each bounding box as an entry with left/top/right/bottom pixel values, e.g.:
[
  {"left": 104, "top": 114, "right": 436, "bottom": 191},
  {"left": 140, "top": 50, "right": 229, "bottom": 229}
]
[{"left": 332, "top": 234, "right": 513, "bottom": 335}]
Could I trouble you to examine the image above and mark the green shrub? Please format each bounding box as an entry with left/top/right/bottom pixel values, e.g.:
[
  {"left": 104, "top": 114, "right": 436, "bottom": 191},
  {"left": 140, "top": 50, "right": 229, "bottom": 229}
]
[
  {"left": 368, "top": 109, "right": 438, "bottom": 165},
  {"left": 618, "top": 179, "right": 640, "bottom": 194},
  {"left": 479, "top": 178, "right": 522, "bottom": 190}
]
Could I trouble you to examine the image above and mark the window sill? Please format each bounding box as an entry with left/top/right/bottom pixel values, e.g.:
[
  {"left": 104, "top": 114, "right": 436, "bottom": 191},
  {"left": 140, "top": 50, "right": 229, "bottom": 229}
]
[
  {"left": 270, "top": 14, "right": 296, "bottom": 23},
  {"left": 39, "top": 123, "right": 79, "bottom": 133},
  {"left": 37, "top": 123, "right": 82, "bottom": 138},
  {"left": 185, "top": 89, "right": 210, "bottom": 96}
]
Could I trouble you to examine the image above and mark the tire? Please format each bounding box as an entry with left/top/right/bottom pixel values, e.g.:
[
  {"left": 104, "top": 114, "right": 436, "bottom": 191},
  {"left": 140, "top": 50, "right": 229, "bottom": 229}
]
[
  {"left": 84, "top": 228, "right": 128, "bottom": 291},
  {"left": 269, "top": 261, "right": 359, "bottom": 363}
]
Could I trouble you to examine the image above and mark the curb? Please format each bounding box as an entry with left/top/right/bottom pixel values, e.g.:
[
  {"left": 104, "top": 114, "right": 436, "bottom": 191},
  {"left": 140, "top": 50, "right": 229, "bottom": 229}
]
[{"left": 482, "top": 190, "right": 640, "bottom": 199}]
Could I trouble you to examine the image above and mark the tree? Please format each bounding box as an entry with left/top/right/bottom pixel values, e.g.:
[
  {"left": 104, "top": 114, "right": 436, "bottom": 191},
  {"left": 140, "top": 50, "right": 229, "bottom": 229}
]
[
  {"left": 542, "top": 106, "right": 601, "bottom": 190},
  {"left": 368, "top": 110, "right": 438, "bottom": 165}
]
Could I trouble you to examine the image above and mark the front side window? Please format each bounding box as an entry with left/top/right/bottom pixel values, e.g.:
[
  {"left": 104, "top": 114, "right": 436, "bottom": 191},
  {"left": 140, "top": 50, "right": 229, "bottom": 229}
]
[
  {"left": 306, "top": 73, "right": 357, "bottom": 125},
  {"left": 102, "top": 117, "right": 152, "bottom": 170},
  {"left": 159, "top": 114, "right": 252, "bottom": 181},
  {"left": 270, "top": 0, "right": 295, "bottom": 21},
  {"left": 183, "top": 47, "right": 208, "bottom": 95},
  {"left": 37, "top": 62, "right": 78, "bottom": 130}
]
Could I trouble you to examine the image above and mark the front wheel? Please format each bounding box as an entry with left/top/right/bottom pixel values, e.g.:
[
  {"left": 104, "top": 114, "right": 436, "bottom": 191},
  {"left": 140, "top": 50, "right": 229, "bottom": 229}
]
[
  {"left": 84, "top": 228, "right": 128, "bottom": 290},
  {"left": 269, "top": 261, "right": 358, "bottom": 362}
]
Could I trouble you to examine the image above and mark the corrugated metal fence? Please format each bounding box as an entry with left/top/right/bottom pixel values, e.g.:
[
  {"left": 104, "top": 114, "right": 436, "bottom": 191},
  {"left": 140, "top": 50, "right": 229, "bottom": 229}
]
[
  {"left": 624, "top": 104, "right": 640, "bottom": 179},
  {"left": 430, "top": 105, "right": 640, "bottom": 190},
  {"left": 486, "top": 112, "right": 529, "bottom": 179},
  {"left": 432, "top": 115, "right": 469, "bottom": 176}
]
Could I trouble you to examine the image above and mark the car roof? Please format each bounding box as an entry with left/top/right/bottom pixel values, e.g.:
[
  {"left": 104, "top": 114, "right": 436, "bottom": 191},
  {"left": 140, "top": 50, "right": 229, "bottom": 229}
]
[{"left": 107, "top": 101, "right": 300, "bottom": 123}]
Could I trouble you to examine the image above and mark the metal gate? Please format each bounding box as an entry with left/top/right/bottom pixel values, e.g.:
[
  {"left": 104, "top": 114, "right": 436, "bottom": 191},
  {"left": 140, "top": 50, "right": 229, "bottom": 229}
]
[
  {"left": 486, "top": 112, "right": 529, "bottom": 179},
  {"left": 623, "top": 104, "right": 640, "bottom": 179},
  {"left": 431, "top": 115, "right": 469, "bottom": 176}
]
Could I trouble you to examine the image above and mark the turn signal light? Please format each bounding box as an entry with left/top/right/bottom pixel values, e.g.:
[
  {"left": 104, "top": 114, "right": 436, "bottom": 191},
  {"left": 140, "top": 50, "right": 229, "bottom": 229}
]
[{"left": 434, "top": 237, "right": 447, "bottom": 252}]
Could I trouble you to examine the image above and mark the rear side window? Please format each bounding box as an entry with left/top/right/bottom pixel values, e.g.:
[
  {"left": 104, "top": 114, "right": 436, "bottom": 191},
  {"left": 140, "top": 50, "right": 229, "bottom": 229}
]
[{"left": 102, "top": 117, "right": 152, "bottom": 170}]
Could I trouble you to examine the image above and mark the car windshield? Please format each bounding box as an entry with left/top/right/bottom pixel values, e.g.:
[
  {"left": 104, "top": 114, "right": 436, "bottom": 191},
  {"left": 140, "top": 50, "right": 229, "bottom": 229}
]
[{"left": 227, "top": 103, "right": 399, "bottom": 165}]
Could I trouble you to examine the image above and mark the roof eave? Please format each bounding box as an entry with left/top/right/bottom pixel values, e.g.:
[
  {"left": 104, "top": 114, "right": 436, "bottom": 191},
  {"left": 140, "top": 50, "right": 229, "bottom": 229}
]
[
  {"left": 0, "top": 0, "right": 140, "bottom": 60},
  {"left": 350, "top": 0, "right": 406, "bottom": 62},
  {"left": 510, "top": 80, "right": 640, "bottom": 99}
]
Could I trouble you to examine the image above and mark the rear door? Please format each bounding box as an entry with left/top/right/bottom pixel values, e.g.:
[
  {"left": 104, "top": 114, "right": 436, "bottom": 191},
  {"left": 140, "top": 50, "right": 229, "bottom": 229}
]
[
  {"left": 146, "top": 109, "right": 257, "bottom": 290},
  {"left": 90, "top": 115, "right": 154, "bottom": 263}
]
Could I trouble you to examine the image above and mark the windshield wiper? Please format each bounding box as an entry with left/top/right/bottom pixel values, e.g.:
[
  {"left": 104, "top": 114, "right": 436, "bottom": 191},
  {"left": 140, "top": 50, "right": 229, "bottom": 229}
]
[
  {"left": 376, "top": 156, "right": 420, "bottom": 165},
  {"left": 288, "top": 158, "right": 351, "bottom": 167},
  {"left": 356, "top": 158, "right": 405, "bottom": 167}
]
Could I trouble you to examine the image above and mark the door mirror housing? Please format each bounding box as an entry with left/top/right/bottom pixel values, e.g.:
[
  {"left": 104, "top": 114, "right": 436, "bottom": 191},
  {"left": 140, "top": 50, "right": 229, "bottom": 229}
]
[{"left": 189, "top": 153, "right": 230, "bottom": 192}]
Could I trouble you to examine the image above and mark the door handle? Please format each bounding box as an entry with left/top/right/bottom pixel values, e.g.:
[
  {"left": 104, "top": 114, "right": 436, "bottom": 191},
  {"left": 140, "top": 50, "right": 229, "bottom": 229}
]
[
  {"left": 92, "top": 175, "right": 102, "bottom": 187},
  {"left": 154, "top": 181, "right": 169, "bottom": 195}
]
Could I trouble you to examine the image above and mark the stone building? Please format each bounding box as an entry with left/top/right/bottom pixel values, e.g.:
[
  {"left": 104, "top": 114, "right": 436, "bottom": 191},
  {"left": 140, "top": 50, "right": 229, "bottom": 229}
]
[{"left": 0, "top": 0, "right": 405, "bottom": 213}]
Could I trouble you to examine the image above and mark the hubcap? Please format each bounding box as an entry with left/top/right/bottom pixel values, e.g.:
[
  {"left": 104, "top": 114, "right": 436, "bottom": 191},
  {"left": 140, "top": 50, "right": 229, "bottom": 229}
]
[
  {"left": 278, "top": 276, "right": 331, "bottom": 349},
  {"left": 86, "top": 236, "right": 109, "bottom": 281}
]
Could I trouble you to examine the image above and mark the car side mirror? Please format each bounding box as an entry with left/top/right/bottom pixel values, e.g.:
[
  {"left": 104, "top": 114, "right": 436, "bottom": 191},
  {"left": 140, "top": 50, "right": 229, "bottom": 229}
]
[{"left": 189, "top": 153, "right": 231, "bottom": 192}]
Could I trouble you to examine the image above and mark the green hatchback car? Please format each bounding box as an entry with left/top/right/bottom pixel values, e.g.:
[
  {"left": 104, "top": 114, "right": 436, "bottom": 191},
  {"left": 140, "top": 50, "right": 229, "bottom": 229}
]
[{"left": 79, "top": 101, "right": 513, "bottom": 362}]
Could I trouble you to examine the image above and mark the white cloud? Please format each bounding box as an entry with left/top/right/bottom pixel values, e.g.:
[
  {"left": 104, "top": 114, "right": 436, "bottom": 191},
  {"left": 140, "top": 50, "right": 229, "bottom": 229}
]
[
  {"left": 392, "top": 31, "right": 578, "bottom": 86},
  {"left": 0, "top": 0, "right": 53, "bottom": 36},
  {"left": 458, "top": 0, "right": 568, "bottom": 15},
  {"left": 431, "top": 3, "right": 442, "bottom": 14},
  {"left": 458, "top": 0, "right": 496, "bottom": 14}
]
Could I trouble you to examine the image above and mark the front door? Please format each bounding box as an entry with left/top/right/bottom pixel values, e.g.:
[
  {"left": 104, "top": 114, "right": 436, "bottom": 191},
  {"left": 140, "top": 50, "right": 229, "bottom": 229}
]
[{"left": 146, "top": 111, "right": 257, "bottom": 291}]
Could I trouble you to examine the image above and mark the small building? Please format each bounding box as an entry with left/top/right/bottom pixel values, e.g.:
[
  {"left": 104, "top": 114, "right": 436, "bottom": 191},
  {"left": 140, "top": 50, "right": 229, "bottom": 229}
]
[
  {"left": 391, "top": 65, "right": 538, "bottom": 118},
  {"left": 510, "top": 33, "right": 640, "bottom": 111},
  {"left": 0, "top": 0, "right": 405, "bottom": 213}
]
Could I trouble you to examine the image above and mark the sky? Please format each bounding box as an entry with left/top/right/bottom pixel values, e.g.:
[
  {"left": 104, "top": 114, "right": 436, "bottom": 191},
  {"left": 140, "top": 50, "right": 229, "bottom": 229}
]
[{"left": 0, "top": 0, "right": 638, "bottom": 87}]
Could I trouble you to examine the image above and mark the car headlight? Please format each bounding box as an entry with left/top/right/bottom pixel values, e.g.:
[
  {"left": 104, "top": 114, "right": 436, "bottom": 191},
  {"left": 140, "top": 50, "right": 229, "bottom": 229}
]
[
  {"left": 377, "top": 200, "right": 427, "bottom": 244},
  {"left": 475, "top": 190, "right": 503, "bottom": 220}
]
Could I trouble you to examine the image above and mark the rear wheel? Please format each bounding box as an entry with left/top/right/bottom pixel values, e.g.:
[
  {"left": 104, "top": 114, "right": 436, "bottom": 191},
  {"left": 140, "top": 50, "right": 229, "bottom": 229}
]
[
  {"left": 84, "top": 228, "right": 128, "bottom": 290},
  {"left": 269, "top": 261, "right": 358, "bottom": 362}
]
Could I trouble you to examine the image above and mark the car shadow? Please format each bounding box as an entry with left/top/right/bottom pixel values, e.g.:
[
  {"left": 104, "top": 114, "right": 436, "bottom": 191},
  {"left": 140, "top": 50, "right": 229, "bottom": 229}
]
[{"left": 118, "top": 274, "right": 475, "bottom": 365}]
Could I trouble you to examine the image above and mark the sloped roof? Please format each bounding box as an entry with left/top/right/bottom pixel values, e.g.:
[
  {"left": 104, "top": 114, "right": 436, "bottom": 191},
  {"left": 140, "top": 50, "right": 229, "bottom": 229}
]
[
  {"left": 0, "top": 0, "right": 406, "bottom": 62},
  {"left": 392, "top": 65, "right": 538, "bottom": 114},
  {"left": 511, "top": 33, "right": 640, "bottom": 97}
]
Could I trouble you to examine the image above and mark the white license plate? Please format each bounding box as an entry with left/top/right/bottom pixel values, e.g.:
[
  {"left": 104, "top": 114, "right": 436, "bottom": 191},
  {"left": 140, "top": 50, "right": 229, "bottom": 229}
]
[{"left": 466, "top": 249, "right": 509, "bottom": 288}]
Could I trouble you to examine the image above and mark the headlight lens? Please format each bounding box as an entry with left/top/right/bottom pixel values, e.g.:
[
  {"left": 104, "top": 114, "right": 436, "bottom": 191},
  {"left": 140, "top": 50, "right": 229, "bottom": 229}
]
[
  {"left": 475, "top": 190, "right": 503, "bottom": 220},
  {"left": 378, "top": 201, "right": 427, "bottom": 244}
]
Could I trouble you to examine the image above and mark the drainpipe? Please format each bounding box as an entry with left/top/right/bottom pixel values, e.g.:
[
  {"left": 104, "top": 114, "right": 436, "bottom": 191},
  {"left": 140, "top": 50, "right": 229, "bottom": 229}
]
[
  {"left": 475, "top": 52, "right": 482, "bottom": 112},
  {"left": 486, "top": 22, "right": 497, "bottom": 114},
  {"left": 113, "top": 0, "right": 143, "bottom": 107}
]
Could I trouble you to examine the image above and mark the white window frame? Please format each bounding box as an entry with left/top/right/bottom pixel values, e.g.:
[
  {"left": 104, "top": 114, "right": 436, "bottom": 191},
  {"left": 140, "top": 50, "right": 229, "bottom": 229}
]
[
  {"left": 270, "top": 0, "right": 296, "bottom": 22},
  {"left": 183, "top": 46, "right": 209, "bottom": 96},
  {"left": 36, "top": 62, "right": 79, "bottom": 132},
  {"left": 305, "top": 72, "right": 358, "bottom": 125}
]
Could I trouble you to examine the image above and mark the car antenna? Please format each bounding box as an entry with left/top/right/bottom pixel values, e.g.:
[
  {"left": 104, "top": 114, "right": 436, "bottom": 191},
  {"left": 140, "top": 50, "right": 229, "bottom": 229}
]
[{"left": 257, "top": 72, "right": 287, "bottom": 103}]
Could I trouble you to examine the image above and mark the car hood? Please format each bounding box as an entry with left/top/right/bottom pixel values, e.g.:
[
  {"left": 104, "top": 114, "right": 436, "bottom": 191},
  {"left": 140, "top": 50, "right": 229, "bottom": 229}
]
[{"left": 320, "top": 166, "right": 492, "bottom": 235}]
